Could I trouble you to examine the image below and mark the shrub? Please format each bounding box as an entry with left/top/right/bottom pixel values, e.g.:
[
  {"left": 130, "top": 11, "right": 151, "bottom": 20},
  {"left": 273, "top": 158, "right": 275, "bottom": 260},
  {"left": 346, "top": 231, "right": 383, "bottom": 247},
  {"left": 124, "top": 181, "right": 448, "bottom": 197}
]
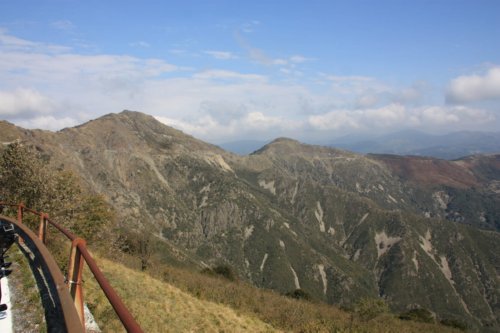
[
  {"left": 285, "top": 289, "right": 312, "bottom": 301},
  {"left": 201, "top": 264, "right": 238, "bottom": 281},
  {"left": 399, "top": 308, "right": 434, "bottom": 323},
  {"left": 440, "top": 318, "right": 468, "bottom": 331},
  {"left": 354, "top": 297, "right": 390, "bottom": 321},
  {"left": 0, "top": 142, "right": 115, "bottom": 243}
]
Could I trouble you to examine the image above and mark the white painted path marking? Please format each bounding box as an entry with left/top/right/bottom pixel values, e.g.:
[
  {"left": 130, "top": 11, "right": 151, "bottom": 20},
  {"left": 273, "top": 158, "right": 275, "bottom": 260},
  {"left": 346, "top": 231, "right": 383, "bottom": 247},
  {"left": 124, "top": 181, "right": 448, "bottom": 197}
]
[{"left": 0, "top": 276, "right": 13, "bottom": 333}]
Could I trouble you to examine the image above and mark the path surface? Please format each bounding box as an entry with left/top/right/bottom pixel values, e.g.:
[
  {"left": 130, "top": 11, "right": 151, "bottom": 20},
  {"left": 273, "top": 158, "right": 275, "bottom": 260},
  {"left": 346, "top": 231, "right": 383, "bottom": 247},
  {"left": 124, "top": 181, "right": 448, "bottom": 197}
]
[{"left": 0, "top": 276, "right": 13, "bottom": 333}]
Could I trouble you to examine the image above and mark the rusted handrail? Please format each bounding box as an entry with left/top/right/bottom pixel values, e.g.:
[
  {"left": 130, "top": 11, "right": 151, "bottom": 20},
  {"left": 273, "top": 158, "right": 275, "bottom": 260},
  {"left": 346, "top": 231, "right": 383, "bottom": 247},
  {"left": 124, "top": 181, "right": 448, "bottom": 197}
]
[
  {"left": 47, "top": 217, "right": 78, "bottom": 241},
  {"left": 0, "top": 214, "right": 85, "bottom": 333},
  {"left": 79, "top": 244, "right": 143, "bottom": 332},
  {"left": 0, "top": 202, "right": 143, "bottom": 333}
]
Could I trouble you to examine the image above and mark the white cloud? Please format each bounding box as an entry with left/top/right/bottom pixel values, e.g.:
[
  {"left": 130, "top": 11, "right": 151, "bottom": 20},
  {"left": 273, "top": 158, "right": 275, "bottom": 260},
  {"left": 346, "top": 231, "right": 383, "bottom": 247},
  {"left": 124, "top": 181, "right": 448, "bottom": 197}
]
[
  {"left": 272, "top": 58, "right": 288, "bottom": 65},
  {"left": 0, "top": 28, "right": 70, "bottom": 53},
  {"left": 316, "top": 74, "right": 390, "bottom": 105},
  {"left": 0, "top": 89, "right": 56, "bottom": 116},
  {"left": 308, "top": 104, "right": 494, "bottom": 133},
  {"left": 0, "top": 30, "right": 498, "bottom": 142},
  {"left": 321, "top": 74, "right": 383, "bottom": 94},
  {"left": 309, "top": 110, "right": 361, "bottom": 131},
  {"left": 308, "top": 104, "right": 406, "bottom": 131},
  {"left": 155, "top": 115, "right": 222, "bottom": 138},
  {"left": 204, "top": 50, "right": 237, "bottom": 60},
  {"left": 364, "top": 103, "right": 406, "bottom": 126},
  {"left": 17, "top": 115, "right": 78, "bottom": 131},
  {"left": 0, "top": 53, "right": 180, "bottom": 112},
  {"left": 356, "top": 95, "right": 379, "bottom": 108},
  {"left": 155, "top": 110, "right": 301, "bottom": 142},
  {"left": 0, "top": 28, "right": 38, "bottom": 50},
  {"left": 446, "top": 66, "right": 500, "bottom": 103},
  {"left": 0, "top": 29, "right": 183, "bottom": 129},
  {"left": 416, "top": 105, "right": 494, "bottom": 125},
  {"left": 392, "top": 82, "right": 427, "bottom": 104},
  {"left": 323, "top": 75, "right": 374, "bottom": 83},
  {"left": 416, "top": 106, "right": 460, "bottom": 124},
  {"left": 244, "top": 111, "right": 301, "bottom": 130},
  {"left": 290, "top": 55, "right": 311, "bottom": 63},
  {"left": 192, "top": 70, "right": 266, "bottom": 82},
  {"left": 95, "top": 68, "right": 496, "bottom": 141}
]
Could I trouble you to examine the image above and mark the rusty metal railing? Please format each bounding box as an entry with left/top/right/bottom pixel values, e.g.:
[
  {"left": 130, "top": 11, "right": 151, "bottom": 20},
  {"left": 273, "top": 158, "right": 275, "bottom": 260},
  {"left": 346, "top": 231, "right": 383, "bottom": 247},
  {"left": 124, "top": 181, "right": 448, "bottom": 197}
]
[{"left": 0, "top": 202, "right": 143, "bottom": 333}]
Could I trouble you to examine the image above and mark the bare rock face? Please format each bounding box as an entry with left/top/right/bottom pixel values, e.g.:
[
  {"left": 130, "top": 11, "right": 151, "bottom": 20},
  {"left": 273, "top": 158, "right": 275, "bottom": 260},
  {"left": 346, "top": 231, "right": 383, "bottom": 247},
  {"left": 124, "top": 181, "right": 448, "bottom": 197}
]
[{"left": 2, "top": 110, "right": 499, "bottom": 331}]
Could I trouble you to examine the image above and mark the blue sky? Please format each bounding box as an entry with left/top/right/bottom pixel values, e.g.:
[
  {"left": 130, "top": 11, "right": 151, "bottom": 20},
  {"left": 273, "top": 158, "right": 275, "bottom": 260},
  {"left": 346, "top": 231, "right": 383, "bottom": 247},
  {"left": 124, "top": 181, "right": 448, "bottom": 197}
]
[{"left": 1, "top": 0, "right": 499, "bottom": 143}]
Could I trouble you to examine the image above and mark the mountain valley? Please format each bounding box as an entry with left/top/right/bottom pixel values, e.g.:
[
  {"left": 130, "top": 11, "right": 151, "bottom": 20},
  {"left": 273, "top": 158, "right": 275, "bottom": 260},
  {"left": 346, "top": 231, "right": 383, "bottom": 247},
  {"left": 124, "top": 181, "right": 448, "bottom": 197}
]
[{"left": 1, "top": 111, "right": 499, "bottom": 331}]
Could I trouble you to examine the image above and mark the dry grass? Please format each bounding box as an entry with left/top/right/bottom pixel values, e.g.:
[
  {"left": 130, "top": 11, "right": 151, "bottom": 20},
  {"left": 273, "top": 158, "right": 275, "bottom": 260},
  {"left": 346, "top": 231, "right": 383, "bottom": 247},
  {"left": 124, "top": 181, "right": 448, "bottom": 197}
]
[
  {"left": 84, "top": 254, "right": 461, "bottom": 333},
  {"left": 151, "top": 260, "right": 461, "bottom": 333},
  {"left": 83, "top": 257, "right": 277, "bottom": 332},
  {"left": 5, "top": 242, "right": 461, "bottom": 333}
]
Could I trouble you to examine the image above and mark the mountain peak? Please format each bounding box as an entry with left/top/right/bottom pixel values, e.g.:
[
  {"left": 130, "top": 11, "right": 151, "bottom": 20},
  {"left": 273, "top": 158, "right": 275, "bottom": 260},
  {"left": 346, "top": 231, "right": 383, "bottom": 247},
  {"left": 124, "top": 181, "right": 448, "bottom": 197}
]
[
  {"left": 85, "top": 110, "right": 163, "bottom": 128},
  {"left": 252, "top": 137, "right": 302, "bottom": 155},
  {"left": 63, "top": 110, "right": 223, "bottom": 154},
  {"left": 118, "top": 109, "right": 159, "bottom": 122},
  {"left": 270, "top": 137, "right": 300, "bottom": 144},
  {"left": 253, "top": 137, "right": 351, "bottom": 159}
]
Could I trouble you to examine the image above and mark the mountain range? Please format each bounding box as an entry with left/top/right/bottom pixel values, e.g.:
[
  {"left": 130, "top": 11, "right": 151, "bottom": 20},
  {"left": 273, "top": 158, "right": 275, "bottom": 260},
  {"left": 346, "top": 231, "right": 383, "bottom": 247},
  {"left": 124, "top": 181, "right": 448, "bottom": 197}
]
[
  {"left": 330, "top": 130, "right": 500, "bottom": 160},
  {"left": 219, "top": 130, "right": 500, "bottom": 160},
  {"left": 1, "top": 111, "right": 499, "bottom": 331}
]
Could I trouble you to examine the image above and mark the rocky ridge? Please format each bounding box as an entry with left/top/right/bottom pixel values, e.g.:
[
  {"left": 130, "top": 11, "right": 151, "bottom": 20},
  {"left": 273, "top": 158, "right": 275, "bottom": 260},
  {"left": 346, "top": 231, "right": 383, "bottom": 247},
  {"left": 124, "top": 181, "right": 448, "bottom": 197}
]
[{"left": 1, "top": 111, "right": 499, "bottom": 331}]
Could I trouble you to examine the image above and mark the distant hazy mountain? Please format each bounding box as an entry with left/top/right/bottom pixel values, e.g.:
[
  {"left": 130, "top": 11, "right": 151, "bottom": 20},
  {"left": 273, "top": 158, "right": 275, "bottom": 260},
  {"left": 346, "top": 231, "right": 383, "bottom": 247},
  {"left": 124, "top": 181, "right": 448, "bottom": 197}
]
[
  {"left": 331, "top": 130, "right": 500, "bottom": 159},
  {"left": 2, "top": 112, "right": 499, "bottom": 331},
  {"left": 218, "top": 139, "right": 270, "bottom": 155}
]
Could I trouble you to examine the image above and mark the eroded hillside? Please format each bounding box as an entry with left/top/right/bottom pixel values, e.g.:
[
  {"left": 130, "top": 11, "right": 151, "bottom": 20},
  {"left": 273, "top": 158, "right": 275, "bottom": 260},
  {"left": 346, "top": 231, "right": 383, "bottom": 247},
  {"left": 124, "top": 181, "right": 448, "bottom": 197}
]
[{"left": 1, "top": 111, "right": 499, "bottom": 331}]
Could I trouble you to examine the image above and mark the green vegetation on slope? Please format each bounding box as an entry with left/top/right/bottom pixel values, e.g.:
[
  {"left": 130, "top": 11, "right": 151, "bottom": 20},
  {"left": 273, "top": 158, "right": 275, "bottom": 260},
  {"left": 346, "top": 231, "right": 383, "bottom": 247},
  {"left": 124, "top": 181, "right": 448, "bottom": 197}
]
[
  {"left": 0, "top": 142, "right": 115, "bottom": 243},
  {"left": 87, "top": 253, "right": 461, "bottom": 333},
  {"left": 1, "top": 112, "right": 498, "bottom": 331}
]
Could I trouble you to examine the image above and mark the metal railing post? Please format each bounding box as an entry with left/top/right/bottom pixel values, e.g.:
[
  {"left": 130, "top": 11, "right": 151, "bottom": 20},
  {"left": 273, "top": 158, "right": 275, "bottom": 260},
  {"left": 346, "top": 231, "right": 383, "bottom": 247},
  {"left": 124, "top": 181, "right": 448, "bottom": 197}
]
[
  {"left": 67, "top": 237, "right": 87, "bottom": 330},
  {"left": 38, "top": 213, "right": 48, "bottom": 244},
  {"left": 1, "top": 214, "right": 85, "bottom": 333},
  {"left": 17, "top": 202, "right": 24, "bottom": 223},
  {"left": 0, "top": 202, "right": 144, "bottom": 332},
  {"left": 17, "top": 202, "right": 25, "bottom": 244}
]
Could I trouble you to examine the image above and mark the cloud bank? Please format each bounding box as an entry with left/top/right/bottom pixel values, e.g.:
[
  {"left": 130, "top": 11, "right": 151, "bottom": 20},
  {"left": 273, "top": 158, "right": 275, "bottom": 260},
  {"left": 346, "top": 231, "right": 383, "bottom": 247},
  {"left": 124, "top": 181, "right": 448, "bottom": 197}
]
[
  {"left": 0, "top": 29, "right": 497, "bottom": 141},
  {"left": 447, "top": 66, "right": 500, "bottom": 103}
]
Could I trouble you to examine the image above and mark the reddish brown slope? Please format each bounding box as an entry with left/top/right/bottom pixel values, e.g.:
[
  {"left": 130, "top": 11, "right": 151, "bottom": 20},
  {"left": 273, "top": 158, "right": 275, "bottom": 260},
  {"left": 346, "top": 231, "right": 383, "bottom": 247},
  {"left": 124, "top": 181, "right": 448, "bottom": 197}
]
[{"left": 371, "top": 154, "right": 481, "bottom": 189}]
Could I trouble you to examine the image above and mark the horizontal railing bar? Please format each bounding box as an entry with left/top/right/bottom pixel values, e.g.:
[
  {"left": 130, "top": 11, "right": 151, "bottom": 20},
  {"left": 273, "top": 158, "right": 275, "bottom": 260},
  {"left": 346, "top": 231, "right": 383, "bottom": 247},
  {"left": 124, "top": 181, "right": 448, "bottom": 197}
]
[
  {"left": 0, "top": 203, "right": 18, "bottom": 209},
  {"left": 46, "top": 218, "right": 78, "bottom": 241},
  {"left": 0, "top": 202, "right": 79, "bottom": 241},
  {"left": 23, "top": 207, "right": 40, "bottom": 215},
  {"left": 0, "top": 202, "right": 143, "bottom": 332},
  {"left": 0, "top": 214, "right": 85, "bottom": 333},
  {"left": 78, "top": 244, "right": 143, "bottom": 333}
]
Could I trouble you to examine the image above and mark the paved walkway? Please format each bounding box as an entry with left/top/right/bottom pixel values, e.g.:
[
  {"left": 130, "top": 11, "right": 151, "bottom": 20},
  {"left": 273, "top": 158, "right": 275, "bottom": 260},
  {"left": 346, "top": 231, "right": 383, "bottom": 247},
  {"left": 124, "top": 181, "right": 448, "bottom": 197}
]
[{"left": 0, "top": 276, "right": 13, "bottom": 333}]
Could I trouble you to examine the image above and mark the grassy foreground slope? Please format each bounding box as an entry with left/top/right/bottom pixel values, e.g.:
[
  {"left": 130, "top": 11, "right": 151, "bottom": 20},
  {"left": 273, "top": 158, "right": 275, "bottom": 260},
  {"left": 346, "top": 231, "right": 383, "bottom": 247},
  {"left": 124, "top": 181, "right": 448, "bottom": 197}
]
[
  {"left": 84, "top": 257, "right": 276, "bottom": 332},
  {"left": 84, "top": 256, "right": 460, "bottom": 333}
]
